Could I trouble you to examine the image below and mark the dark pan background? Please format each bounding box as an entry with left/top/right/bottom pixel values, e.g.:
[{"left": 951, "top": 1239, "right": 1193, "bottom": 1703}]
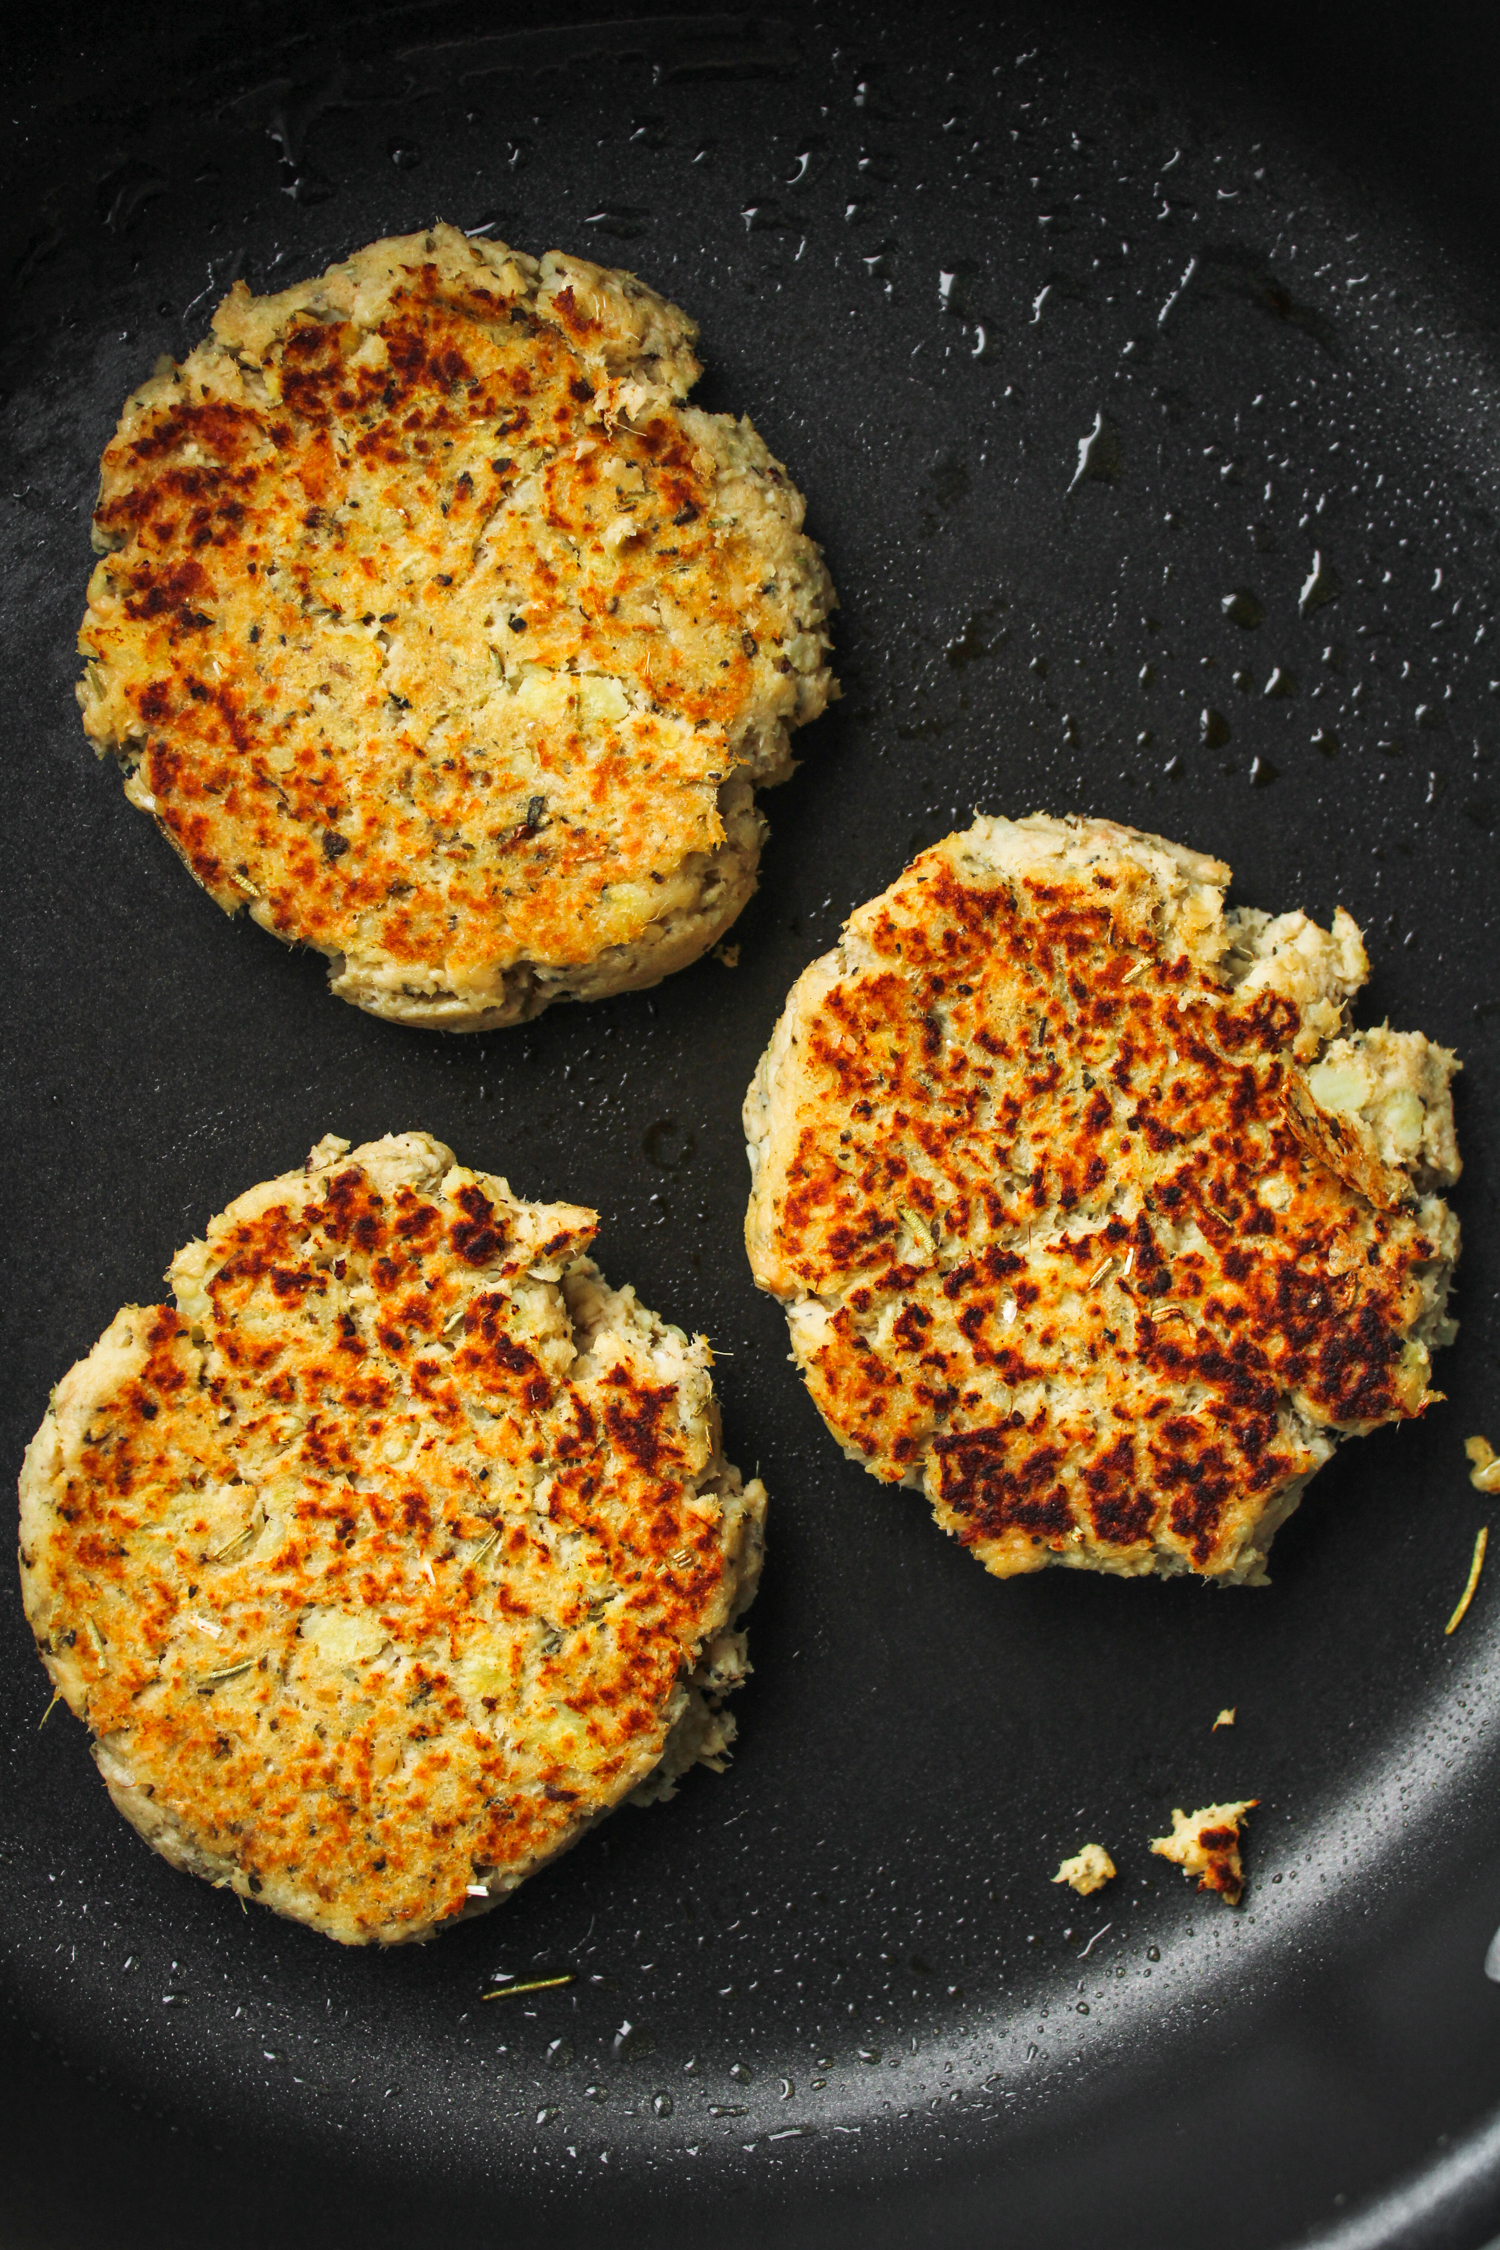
[{"left": 6, "top": 2, "right": 1500, "bottom": 2244}]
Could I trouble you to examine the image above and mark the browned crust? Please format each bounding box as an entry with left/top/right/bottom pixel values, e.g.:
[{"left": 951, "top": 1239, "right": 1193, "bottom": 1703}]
[
  {"left": 744, "top": 821, "right": 1457, "bottom": 1583},
  {"left": 1151, "top": 1801, "right": 1257, "bottom": 1904},
  {"left": 77, "top": 226, "right": 835, "bottom": 1027},
  {"left": 19, "top": 1135, "right": 762, "bottom": 1943}
]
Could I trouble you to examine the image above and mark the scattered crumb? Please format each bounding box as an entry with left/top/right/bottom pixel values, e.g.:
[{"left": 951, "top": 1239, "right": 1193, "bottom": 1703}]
[
  {"left": 1150, "top": 1801, "right": 1256, "bottom": 1906},
  {"left": 1053, "top": 1843, "right": 1115, "bottom": 1896},
  {"left": 713, "top": 942, "right": 741, "bottom": 969},
  {"left": 1466, "top": 1436, "right": 1500, "bottom": 1493},
  {"left": 1212, "top": 1707, "right": 1236, "bottom": 1730},
  {"left": 1446, "top": 1525, "right": 1489, "bottom": 1636}
]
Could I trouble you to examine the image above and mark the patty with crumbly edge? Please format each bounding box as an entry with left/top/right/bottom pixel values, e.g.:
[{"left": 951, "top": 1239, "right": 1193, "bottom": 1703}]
[
  {"left": 744, "top": 813, "right": 1459, "bottom": 1584},
  {"left": 19, "top": 1132, "right": 764, "bottom": 1944},
  {"left": 77, "top": 225, "right": 836, "bottom": 1028}
]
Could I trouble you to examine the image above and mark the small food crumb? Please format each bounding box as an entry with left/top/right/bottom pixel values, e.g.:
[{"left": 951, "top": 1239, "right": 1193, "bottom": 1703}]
[
  {"left": 1466, "top": 1436, "right": 1500, "bottom": 1493},
  {"left": 1053, "top": 1843, "right": 1115, "bottom": 1896},
  {"left": 713, "top": 942, "right": 741, "bottom": 969},
  {"left": 1445, "top": 1525, "right": 1488, "bottom": 1636},
  {"left": 1150, "top": 1801, "right": 1256, "bottom": 1906},
  {"left": 1212, "top": 1707, "right": 1236, "bottom": 1730}
]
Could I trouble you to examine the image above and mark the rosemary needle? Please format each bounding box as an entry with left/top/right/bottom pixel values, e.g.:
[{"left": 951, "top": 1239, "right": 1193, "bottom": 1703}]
[
  {"left": 1445, "top": 1525, "right": 1488, "bottom": 1637},
  {"left": 481, "top": 1974, "right": 573, "bottom": 2001}
]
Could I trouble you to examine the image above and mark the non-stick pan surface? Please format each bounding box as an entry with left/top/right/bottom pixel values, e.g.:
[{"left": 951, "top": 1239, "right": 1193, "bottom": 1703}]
[{"left": 6, "top": 3, "right": 1500, "bottom": 2243}]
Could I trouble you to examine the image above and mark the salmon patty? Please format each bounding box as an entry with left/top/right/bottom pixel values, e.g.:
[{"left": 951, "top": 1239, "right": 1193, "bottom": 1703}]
[
  {"left": 743, "top": 814, "right": 1459, "bottom": 1584},
  {"left": 77, "top": 225, "right": 835, "bottom": 1027},
  {"left": 19, "top": 1132, "right": 764, "bottom": 1943}
]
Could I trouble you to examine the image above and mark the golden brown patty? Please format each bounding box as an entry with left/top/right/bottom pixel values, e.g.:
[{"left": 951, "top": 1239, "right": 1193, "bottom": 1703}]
[
  {"left": 18, "top": 1133, "right": 764, "bottom": 1944},
  {"left": 77, "top": 225, "right": 836, "bottom": 1028},
  {"left": 744, "top": 814, "right": 1460, "bottom": 1584}
]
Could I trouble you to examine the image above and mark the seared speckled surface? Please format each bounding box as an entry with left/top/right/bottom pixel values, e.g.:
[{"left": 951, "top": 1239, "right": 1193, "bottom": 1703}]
[
  {"left": 79, "top": 225, "right": 834, "bottom": 1026},
  {"left": 19, "top": 1132, "right": 762, "bottom": 1944},
  {"left": 744, "top": 814, "right": 1458, "bottom": 1582}
]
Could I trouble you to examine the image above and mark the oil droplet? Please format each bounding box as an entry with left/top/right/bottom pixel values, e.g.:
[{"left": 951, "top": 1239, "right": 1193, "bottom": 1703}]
[
  {"left": 1249, "top": 755, "right": 1278, "bottom": 786},
  {"left": 1146, "top": 1946, "right": 1161, "bottom": 1961},
  {"left": 642, "top": 1116, "right": 696, "bottom": 1170},
  {"left": 1263, "top": 666, "right": 1296, "bottom": 698},
  {"left": 98, "top": 158, "right": 168, "bottom": 233},
  {"left": 1220, "top": 590, "right": 1265, "bottom": 629},
  {"left": 282, "top": 170, "right": 335, "bottom": 206},
  {"left": 583, "top": 206, "right": 651, "bottom": 240},
  {"left": 1312, "top": 727, "right": 1340, "bottom": 757},
  {"left": 729, "top": 2060, "right": 753, "bottom": 2082},
  {"left": 927, "top": 454, "right": 970, "bottom": 511},
  {"left": 1201, "top": 708, "right": 1231, "bottom": 748},
  {"left": 389, "top": 140, "right": 421, "bottom": 169},
  {"left": 546, "top": 2037, "right": 574, "bottom": 2070},
  {"left": 1068, "top": 411, "right": 1121, "bottom": 492},
  {"left": 945, "top": 612, "right": 997, "bottom": 667},
  {"left": 652, "top": 2091, "right": 674, "bottom": 2118},
  {"left": 1299, "top": 551, "right": 1341, "bottom": 616},
  {"left": 857, "top": 2047, "right": 883, "bottom": 2064}
]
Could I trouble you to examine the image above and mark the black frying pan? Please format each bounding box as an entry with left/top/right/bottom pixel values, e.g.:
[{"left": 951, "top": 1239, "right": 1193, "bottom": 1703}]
[{"left": 6, "top": 3, "right": 1500, "bottom": 2243}]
